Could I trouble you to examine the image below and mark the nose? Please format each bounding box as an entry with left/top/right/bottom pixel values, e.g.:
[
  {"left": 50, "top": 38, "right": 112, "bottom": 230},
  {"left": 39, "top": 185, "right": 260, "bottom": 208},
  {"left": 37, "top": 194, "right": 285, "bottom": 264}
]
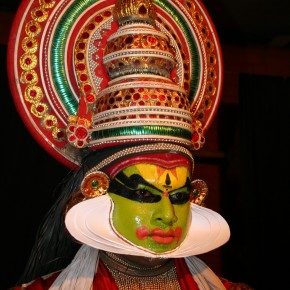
[{"left": 151, "top": 194, "right": 177, "bottom": 226}]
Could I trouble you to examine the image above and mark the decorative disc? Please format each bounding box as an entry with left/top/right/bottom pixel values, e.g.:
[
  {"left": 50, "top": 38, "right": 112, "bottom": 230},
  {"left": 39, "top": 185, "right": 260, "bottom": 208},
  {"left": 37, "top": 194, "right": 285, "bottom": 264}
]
[{"left": 81, "top": 171, "right": 110, "bottom": 198}]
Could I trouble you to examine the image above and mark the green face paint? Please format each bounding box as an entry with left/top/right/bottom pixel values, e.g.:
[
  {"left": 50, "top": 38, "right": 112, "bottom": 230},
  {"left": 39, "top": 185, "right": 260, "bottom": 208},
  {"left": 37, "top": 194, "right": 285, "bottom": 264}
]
[{"left": 108, "top": 163, "right": 191, "bottom": 253}]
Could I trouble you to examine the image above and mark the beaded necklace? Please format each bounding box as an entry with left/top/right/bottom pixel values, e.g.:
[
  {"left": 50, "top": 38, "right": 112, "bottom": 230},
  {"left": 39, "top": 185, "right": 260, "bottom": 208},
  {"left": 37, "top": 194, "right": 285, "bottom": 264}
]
[{"left": 100, "top": 251, "right": 182, "bottom": 290}]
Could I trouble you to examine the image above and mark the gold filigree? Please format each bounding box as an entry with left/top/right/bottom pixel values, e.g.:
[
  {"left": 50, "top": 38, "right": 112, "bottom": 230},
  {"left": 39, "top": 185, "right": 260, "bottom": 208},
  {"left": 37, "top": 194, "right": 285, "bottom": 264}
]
[
  {"left": 155, "top": 19, "right": 188, "bottom": 93},
  {"left": 184, "top": 1, "right": 196, "bottom": 13},
  {"left": 31, "top": 102, "right": 48, "bottom": 118},
  {"left": 192, "top": 11, "right": 203, "bottom": 25},
  {"left": 95, "top": 86, "right": 189, "bottom": 116},
  {"left": 206, "top": 81, "right": 216, "bottom": 97},
  {"left": 22, "top": 37, "right": 38, "bottom": 53},
  {"left": 52, "top": 127, "right": 67, "bottom": 142},
  {"left": 204, "top": 39, "right": 214, "bottom": 52},
  {"left": 113, "top": 0, "right": 157, "bottom": 25},
  {"left": 199, "top": 24, "right": 209, "bottom": 38},
  {"left": 207, "top": 53, "right": 216, "bottom": 66},
  {"left": 191, "top": 119, "right": 205, "bottom": 149},
  {"left": 20, "top": 53, "right": 38, "bottom": 71},
  {"left": 190, "top": 179, "right": 208, "bottom": 206},
  {"left": 24, "top": 85, "right": 43, "bottom": 103},
  {"left": 180, "top": 0, "right": 219, "bottom": 132},
  {"left": 31, "top": 7, "right": 49, "bottom": 22},
  {"left": 25, "top": 20, "right": 41, "bottom": 37},
  {"left": 19, "top": 2, "right": 63, "bottom": 142},
  {"left": 74, "top": 9, "right": 113, "bottom": 106},
  {"left": 81, "top": 171, "right": 110, "bottom": 198},
  {"left": 203, "top": 95, "right": 212, "bottom": 110},
  {"left": 39, "top": 0, "right": 55, "bottom": 9},
  {"left": 20, "top": 70, "right": 38, "bottom": 85},
  {"left": 41, "top": 114, "right": 58, "bottom": 130},
  {"left": 208, "top": 67, "right": 217, "bottom": 81}
]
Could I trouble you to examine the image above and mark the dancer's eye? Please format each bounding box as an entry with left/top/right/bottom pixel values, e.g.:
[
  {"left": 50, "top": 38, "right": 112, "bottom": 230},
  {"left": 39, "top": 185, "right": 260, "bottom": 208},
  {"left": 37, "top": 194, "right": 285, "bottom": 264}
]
[
  {"left": 169, "top": 191, "right": 190, "bottom": 204},
  {"left": 134, "top": 189, "right": 161, "bottom": 203}
]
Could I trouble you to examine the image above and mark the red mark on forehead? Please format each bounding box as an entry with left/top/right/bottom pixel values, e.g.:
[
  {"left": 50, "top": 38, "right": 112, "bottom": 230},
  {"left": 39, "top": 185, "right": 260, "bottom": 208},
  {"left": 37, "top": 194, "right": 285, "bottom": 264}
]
[{"left": 157, "top": 167, "right": 178, "bottom": 179}]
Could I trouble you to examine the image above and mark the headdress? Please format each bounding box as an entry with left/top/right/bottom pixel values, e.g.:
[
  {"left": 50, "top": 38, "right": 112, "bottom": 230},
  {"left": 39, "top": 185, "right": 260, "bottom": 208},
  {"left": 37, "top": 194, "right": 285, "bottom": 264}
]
[{"left": 8, "top": 0, "right": 223, "bottom": 169}]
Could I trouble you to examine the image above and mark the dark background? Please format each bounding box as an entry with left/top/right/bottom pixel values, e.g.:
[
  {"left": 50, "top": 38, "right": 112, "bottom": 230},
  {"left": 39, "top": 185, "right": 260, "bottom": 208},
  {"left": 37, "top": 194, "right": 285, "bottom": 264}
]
[{"left": 1, "top": 0, "right": 290, "bottom": 289}]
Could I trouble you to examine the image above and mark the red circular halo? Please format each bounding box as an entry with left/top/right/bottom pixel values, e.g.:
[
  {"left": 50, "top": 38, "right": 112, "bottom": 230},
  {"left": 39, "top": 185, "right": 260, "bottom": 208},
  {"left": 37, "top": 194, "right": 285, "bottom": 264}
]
[{"left": 7, "top": 0, "right": 223, "bottom": 168}]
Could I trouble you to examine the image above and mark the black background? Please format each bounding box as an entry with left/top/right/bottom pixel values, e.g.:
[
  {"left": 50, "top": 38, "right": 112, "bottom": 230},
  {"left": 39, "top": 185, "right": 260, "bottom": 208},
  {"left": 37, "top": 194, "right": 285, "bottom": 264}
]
[{"left": 1, "top": 1, "right": 290, "bottom": 289}]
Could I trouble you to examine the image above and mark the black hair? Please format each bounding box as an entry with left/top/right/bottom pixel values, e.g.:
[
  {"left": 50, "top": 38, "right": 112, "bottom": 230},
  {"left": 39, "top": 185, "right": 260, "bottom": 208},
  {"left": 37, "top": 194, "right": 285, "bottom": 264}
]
[
  {"left": 16, "top": 144, "right": 130, "bottom": 285},
  {"left": 17, "top": 168, "right": 84, "bottom": 285}
]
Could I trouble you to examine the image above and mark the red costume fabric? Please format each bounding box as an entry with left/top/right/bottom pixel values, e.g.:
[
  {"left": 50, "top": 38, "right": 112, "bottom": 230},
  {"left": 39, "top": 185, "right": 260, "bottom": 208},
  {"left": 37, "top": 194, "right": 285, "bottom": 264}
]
[{"left": 13, "top": 258, "right": 249, "bottom": 290}]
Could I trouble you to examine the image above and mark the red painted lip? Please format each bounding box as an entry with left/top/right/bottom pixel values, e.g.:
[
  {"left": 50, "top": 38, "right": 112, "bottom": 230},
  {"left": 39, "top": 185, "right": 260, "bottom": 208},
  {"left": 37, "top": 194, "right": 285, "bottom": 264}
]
[{"left": 136, "top": 226, "right": 182, "bottom": 244}]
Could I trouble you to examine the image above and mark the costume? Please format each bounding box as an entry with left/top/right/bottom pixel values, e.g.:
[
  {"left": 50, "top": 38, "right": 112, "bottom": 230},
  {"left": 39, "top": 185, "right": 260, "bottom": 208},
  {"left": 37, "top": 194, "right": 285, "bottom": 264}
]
[
  {"left": 7, "top": 0, "right": 253, "bottom": 289},
  {"left": 15, "top": 248, "right": 249, "bottom": 289}
]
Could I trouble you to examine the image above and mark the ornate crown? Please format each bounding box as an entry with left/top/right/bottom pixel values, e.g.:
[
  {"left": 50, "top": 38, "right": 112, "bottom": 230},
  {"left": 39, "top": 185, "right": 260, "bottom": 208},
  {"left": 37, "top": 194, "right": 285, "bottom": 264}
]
[{"left": 8, "top": 0, "right": 223, "bottom": 168}]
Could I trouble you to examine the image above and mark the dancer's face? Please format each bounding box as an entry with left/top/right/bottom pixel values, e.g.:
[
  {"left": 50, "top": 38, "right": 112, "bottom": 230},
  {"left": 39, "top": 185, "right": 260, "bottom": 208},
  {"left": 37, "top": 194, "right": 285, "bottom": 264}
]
[{"left": 108, "top": 163, "right": 191, "bottom": 253}]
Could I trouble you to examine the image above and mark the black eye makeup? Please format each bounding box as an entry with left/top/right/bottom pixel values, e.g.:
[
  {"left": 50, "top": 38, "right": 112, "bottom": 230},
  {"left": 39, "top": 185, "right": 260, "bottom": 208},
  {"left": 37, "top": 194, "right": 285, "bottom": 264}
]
[
  {"left": 168, "top": 179, "right": 191, "bottom": 204},
  {"left": 168, "top": 189, "right": 190, "bottom": 204},
  {"left": 109, "top": 172, "right": 190, "bottom": 204},
  {"left": 108, "top": 173, "right": 161, "bottom": 203}
]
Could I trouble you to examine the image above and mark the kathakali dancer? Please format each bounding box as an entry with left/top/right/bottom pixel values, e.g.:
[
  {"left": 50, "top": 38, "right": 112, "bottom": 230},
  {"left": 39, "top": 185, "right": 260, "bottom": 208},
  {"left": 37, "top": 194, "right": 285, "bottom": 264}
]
[{"left": 7, "top": 0, "right": 252, "bottom": 288}]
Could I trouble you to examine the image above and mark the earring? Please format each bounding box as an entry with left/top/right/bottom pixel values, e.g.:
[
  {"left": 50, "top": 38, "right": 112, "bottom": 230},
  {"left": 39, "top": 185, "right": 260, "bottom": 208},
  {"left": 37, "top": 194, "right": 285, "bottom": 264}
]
[
  {"left": 80, "top": 171, "right": 110, "bottom": 198},
  {"left": 190, "top": 179, "right": 208, "bottom": 206}
]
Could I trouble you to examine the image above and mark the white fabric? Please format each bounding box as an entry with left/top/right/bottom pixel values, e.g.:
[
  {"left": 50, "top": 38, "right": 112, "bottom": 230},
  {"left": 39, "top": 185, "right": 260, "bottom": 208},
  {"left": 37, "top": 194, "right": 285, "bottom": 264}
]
[
  {"left": 49, "top": 245, "right": 98, "bottom": 290},
  {"left": 185, "top": 256, "right": 226, "bottom": 290},
  {"left": 65, "top": 195, "right": 230, "bottom": 258},
  {"left": 49, "top": 245, "right": 226, "bottom": 290}
]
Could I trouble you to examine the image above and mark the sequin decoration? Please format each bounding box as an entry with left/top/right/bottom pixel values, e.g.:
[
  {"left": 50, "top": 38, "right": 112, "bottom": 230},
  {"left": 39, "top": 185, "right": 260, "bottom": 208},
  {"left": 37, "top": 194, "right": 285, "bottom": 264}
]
[
  {"left": 81, "top": 171, "right": 110, "bottom": 198},
  {"left": 190, "top": 179, "right": 208, "bottom": 206}
]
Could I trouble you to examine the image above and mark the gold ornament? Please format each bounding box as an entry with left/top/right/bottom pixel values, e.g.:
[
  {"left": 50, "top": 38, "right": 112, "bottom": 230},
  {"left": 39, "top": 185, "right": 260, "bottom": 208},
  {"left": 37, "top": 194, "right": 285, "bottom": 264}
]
[
  {"left": 190, "top": 179, "right": 208, "bottom": 206},
  {"left": 80, "top": 171, "right": 110, "bottom": 198}
]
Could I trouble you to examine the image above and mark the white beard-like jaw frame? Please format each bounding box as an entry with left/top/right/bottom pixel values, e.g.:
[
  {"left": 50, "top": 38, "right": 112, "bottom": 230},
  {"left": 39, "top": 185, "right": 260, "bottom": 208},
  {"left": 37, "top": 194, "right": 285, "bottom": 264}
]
[{"left": 65, "top": 194, "right": 230, "bottom": 258}]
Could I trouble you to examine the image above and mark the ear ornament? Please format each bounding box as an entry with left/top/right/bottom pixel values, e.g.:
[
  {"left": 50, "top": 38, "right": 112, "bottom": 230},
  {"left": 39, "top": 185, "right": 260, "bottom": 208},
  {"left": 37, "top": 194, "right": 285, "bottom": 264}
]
[
  {"left": 80, "top": 171, "right": 110, "bottom": 198},
  {"left": 190, "top": 179, "right": 208, "bottom": 206}
]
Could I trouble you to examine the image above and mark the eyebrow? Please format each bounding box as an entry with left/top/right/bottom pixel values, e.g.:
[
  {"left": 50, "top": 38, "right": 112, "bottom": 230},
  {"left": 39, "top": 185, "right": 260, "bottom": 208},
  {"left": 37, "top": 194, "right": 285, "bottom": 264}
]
[
  {"left": 114, "top": 171, "right": 163, "bottom": 193},
  {"left": 109, "top": 171, "right": 191, "bottom": 203},
  {"left": 114, "top": 171, "right": 191, "bottom": 194},
  {"left": 108, "top": 172, "right": 162, "bottom": 202}
]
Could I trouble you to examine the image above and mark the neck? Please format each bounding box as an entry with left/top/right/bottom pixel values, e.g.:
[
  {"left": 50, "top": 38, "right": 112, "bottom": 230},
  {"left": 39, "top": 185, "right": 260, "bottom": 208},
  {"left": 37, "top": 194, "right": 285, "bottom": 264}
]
[
  {"left": 99, "top": 251, "right": 181, "bottom": 289},
  {"left": 116, "top": 252, "right": 170, "bottom": 268},
  {"left": 100, "top": 251, "right": 174, "bottom": 276}
]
